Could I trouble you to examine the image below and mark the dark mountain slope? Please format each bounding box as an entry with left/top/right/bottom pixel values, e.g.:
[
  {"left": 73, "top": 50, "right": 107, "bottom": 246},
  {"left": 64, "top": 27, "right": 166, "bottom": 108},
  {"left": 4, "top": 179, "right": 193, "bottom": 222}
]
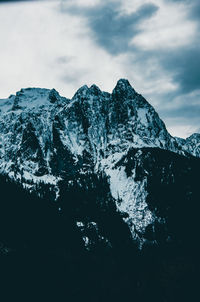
[
  {"left": 0, "top": 80, "right": 200, "bottom": 301},
  {"left": 0, "top": 147, "right": 199, "bottom": 301}
]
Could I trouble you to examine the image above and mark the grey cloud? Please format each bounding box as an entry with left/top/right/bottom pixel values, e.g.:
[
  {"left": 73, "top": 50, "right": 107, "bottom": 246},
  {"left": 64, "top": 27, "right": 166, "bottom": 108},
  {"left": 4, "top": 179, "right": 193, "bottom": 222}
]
[
  {"left": 189, "top": 2, "right": 200, "bottom": 20},
  {"left": 158, "top": 99, "right": 200, "bottom": 136},
  {"left": 166, "top": 0, "right": 200, "bottom": 20},
  {"left": 160, "top": 103, "right": 200, "bottom": 119},
  {"left": 60, "top": 67, "right": 88, "bottom": 86},
  {"left": 62, "top": 1, "right": 159, "bottom": 55},
  {"left": 154, "top": 0, "right": 200, "bottom": 96},
  {"left": 56, "top": 56, "right": 74, "bottom": 65},
  {"left": 87, "top": 3, "right": 158, "bottom": 55},
  {"left": 158, "top": 47, "right": 200, "bottom": 94},
  {"left": 0, "top": 0, "right": 37, "bottom": 3}
]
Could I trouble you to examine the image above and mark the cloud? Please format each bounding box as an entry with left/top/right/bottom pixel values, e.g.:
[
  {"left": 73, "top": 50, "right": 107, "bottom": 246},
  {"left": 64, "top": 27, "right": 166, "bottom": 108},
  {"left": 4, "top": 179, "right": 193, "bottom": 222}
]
[
  {"left": 157, "top": 88, "right": 200, "bottom": 137},
  {"left": 61, "top": 1, "right": 159, "bottom": 55},
  {"left": 138, "top": 0, "right": 200, "bottom": 96},
  {"left": 165, "top": 0, "right": 200, "bottom": 21},
  {"left": 188, "top": 1, "right": 200, "bottom": 21},
  {"left": 159, "top": 47, "right": 200, "bottom": 94},
  {"left": 160, "top": 100, "right": 200, "bottom": 120},
  {"left": 0, "top": 0, "right": 36, "bottom": 3}
]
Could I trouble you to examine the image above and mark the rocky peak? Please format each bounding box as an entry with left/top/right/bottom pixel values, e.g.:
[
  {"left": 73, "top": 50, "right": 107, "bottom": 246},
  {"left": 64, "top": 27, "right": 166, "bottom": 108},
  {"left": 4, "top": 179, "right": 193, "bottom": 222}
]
[
  {"left": 113, "top": 78, "right": 134, "bottom": 92},
  {"left": 49, "top": 88, "right": 60, "bottom": 103},
  {"left": 112, "top": 78, "right": 136, "bottom": 100},
  {"left": 72, "top": 85, "right": 90, "bottom": 99},
  {"left": 6, "top": 87, "right": 68, "bottom": 112},
  {"left": 0, "top": 79, "right": 200, "bottom": 248},
  {"left": 89, "top": 84, "right": 102, "bottom": 96},
  {"left": 186, "top": 133, "right": 200, "bottom": 142},
  {"left": 175, "top": 132, "right": 200, "bottom": 157}
]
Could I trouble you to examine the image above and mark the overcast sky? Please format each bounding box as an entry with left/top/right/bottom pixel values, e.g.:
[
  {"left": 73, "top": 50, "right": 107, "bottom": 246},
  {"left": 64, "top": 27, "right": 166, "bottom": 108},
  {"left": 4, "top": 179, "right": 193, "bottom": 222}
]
[{"left": 0, "top": 0, "right": 199, "bottom": 138}]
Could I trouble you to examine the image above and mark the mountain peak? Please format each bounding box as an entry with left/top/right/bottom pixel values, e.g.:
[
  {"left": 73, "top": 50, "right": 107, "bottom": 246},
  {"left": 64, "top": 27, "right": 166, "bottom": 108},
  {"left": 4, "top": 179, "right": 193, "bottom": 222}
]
[
  {"left": 117, "top": 78, "right": 131, "bottom": 86},
  {"left": 73, "top": 85, "right": 89, "bottom": 99},
  {"left": 49, "top": 88, "right": 60, "bottom": 103},
  {"left": 16, "top": 87, "right": 50, "bottom": 97},
  {"left": 112, "top": 79, "right": 136, "bottom": 98},
  {"left": 186, "top": 133, "right": 200, "bottom": 141},
  {"left": 115, "top": 78, "right": 133, "bottom": 90},
  {"left": 89, "top": 84, "right": 102, "bottom": 95}
]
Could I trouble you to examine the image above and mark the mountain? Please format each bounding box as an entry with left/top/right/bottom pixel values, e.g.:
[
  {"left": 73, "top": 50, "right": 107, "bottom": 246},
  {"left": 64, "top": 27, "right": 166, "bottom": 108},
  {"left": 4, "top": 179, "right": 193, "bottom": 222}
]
[
  {"left": 175, "top": 133, "right": 200, "bottom": 157},
  {"left": 0, "top": 79, "right": 199, "bottom": 301},
  {"left": 0, "top": 79, "right": 199, "bottom": 247}
]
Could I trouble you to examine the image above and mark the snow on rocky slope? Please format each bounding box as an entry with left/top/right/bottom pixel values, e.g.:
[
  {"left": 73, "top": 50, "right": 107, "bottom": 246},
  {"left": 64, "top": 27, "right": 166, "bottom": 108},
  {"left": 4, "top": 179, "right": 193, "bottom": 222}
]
[
  {"left": 175, "top": 133, "right": 200, "bottom": 158},
  {"left": 0, "top": 79, "right": 199, "bottom": 245}
]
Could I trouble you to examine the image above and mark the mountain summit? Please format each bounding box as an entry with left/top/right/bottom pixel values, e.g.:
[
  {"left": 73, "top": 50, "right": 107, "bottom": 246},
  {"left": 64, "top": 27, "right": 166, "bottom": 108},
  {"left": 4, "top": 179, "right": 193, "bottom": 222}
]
[{"left": 0, "top": 79, "right": 199, "bottom": 247}]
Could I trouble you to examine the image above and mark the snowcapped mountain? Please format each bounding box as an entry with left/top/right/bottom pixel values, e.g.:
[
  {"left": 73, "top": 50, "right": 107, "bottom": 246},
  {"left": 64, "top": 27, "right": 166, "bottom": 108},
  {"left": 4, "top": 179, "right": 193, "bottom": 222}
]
[
  {"left": 0, "top": 79, "right": 199, "bottom": 247},
  {"left": 175, "top": 133, "right": 200, "bottom": 157}
]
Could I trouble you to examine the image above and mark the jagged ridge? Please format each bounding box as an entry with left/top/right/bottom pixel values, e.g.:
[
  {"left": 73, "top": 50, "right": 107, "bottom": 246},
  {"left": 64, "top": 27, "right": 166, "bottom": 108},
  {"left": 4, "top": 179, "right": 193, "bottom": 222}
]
[{"left": 0, "top": 79, "right": 199, "bottom": 246}]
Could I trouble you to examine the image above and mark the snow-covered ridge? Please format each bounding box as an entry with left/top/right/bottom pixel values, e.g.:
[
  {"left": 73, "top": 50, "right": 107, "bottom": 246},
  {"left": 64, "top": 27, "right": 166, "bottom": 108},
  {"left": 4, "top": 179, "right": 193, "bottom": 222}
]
[
  {"left": 175, "top": 133, "right": 200, "bottom": 158},
  {"left": 0, "top": 79, "right": 199, "bottom": 245}
]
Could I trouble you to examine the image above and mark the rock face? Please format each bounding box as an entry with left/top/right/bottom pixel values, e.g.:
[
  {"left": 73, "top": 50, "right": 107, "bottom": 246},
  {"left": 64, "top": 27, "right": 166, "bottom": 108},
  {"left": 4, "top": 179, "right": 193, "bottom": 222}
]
[
  {"left": 0, "top": 79, "right": 199, "bottom": 247},
  {"left": 175, "top": 133, "right": 200, "bottom": 157}
]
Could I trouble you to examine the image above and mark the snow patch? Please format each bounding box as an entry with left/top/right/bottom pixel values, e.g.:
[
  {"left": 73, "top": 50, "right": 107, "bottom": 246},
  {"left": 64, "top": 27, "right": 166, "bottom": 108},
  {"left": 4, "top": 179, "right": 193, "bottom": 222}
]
[{"left": 105, "top": 165, "right": 155, "bottom": 237}]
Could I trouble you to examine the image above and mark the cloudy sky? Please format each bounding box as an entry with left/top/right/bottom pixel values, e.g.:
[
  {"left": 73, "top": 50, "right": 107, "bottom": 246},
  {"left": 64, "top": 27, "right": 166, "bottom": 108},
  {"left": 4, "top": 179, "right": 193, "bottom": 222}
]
[{"left": 0, "top": 0, "right": 199, "bottom": 138}]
